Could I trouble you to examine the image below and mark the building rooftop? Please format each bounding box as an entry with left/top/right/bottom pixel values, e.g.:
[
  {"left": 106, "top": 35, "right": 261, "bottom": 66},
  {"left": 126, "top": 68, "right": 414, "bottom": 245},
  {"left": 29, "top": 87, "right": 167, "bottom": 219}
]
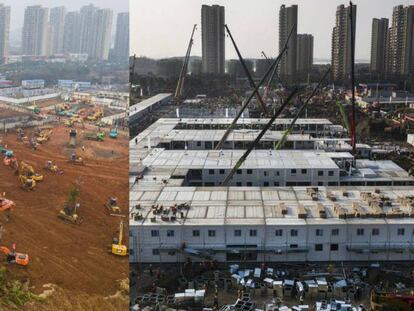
[
  {"left": 129, "top": 93, "right": 172, "bottom": 118},
  {"left": 130, "top": 186, "right": 414, "bottom": 226}
]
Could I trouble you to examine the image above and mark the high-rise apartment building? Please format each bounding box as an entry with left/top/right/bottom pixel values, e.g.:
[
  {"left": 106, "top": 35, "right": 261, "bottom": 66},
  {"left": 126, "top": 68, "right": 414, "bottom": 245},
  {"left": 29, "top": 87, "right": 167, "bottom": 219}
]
[
  {"left": 297, "top": 34, "right": 313, "bottom": 75},
  {"left": 49, "top": 6, "right": 66, "bottom": 55},
  {"left": 93, "top": 8, "right": 113, "bottom": 60},
  {"left": 113, "top": 12, "right": 129, "bottom": 62},
  {"left": 0, "top": 4, "right": 10, "bottom": 64},
  {"left": 201, "top": 4, "right": 225, "bottom": 74},
  {"left": 279, "top": 5, "right": 298, "bottom": 79},
  {"left": 331, "top": 4, "right": 356, "bottom": 82},
  {"left": 370, "top": 18, "right": 388, "bottom": 76},
  {"left": 63, "top": 11, "right": 81, "bottom": 53},
  {"left": 77, "top": 5, "right": 113, "bottom": 61},
  {"left": 386, "top": 5, "right": 414, "bottom": 76},
  {"left": 22, "top": 5, "right": 49, "bottom": 56}
]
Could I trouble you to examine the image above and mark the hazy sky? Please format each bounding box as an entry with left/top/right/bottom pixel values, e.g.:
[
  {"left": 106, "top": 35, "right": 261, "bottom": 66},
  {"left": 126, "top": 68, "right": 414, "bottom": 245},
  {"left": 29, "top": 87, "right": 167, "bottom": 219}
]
[
  {"left": 2, "top": 0, "right": 128, "bottom": 30},
  {"left": 131, "top": 0, "right": 413, "bottom": 61}
]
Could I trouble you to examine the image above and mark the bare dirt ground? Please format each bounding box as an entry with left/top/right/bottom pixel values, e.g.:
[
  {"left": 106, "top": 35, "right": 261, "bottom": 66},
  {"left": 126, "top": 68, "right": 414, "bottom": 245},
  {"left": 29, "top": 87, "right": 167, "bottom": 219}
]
[
  {"left": 0, "top": 122, "right": 129, "bottom": 307},
  {"left": 0, "top": 108, "right": 31, "bottom": 118}
]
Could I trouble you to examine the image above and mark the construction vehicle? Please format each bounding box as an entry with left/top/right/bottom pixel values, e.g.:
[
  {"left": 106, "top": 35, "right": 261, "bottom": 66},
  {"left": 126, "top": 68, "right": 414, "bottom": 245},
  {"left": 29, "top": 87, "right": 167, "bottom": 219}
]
[
  {"left": 109, "top": 127, "right": 118, "bottom": 139},
  {"left": 18, "top": 161, "right": 43, "bottom": 190},
  {"left": 68, "top": 153, "right": 85, "bottom": 165},
  {"left": 111, "top": 221, "right": 127, "bottom": 256},
  {"left": 36, "top": 129, "right": 52, "bottom": 144},
  {"left": 58, "top": 187, "right": 83, "bottom": 224},
  {"left": 84, "top": 132, "right": 104, "bottom": 141},
  {"left": 0, "top": 195, "right": 15, "bottom": 221},
  {"left": 3, "top": 152, "right": 18, "bottom": 170},
  {"left": 33, "top": 104, "right": 40, "bottom": 114},
  {"left": 0, "top": 244, "right": 29, "bottom": 266},
  {"left": 105, "top": 197, "right": 122, "bottom": 216},
  {"left": 87, "top": 109, "right": 103, "bottom": 121},
  {"left": 43, "top": 161, "right": 63, "bottom": 174},
  {"left": 370, "top": 288, "right": 414, "bottom": 310}
]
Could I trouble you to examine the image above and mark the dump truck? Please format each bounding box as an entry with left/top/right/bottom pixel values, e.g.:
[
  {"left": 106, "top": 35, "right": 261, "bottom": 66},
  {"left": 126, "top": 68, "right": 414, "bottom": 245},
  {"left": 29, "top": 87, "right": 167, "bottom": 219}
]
[{"left": 84, "top": 132, "right": 104, "bottom": 141}]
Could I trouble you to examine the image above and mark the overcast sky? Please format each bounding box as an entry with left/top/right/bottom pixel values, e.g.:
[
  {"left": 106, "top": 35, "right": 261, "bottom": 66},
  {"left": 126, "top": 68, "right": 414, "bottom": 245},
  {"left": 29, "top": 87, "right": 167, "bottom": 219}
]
[
  {"left": 3, "top": 0, "right": 128, "bottom": 30},
  {"left": 131, "top": 0, "right": 413, "bottom": 61}
]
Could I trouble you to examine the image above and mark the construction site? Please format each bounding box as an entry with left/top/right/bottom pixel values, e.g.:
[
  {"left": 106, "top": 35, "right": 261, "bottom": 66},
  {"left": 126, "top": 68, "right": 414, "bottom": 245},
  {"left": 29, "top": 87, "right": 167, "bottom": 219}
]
[
  {"left": 129, "top": 4, "right": 414, "bottom": 310},
  {"left": 0, "top": 93, "right": 129, "bottom": 310}
]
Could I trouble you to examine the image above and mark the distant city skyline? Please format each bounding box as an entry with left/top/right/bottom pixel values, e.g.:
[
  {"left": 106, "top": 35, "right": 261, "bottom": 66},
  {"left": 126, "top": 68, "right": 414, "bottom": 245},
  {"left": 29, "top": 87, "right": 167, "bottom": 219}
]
[
  {"left": 1, "top": 0, "right": 128, "bottom": 33},
  {"left": 131, "top": 0, "right": 413, "bottom": 61}
]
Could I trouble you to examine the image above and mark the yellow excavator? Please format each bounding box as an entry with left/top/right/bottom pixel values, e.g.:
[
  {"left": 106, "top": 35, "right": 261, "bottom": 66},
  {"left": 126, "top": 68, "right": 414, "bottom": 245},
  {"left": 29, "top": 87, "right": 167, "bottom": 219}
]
[
  {"left": 111, "top": 220, "right": 127, "bottom": 256},
  {"left": 17, "top": 161, "right": 43, "bottom": 190}
]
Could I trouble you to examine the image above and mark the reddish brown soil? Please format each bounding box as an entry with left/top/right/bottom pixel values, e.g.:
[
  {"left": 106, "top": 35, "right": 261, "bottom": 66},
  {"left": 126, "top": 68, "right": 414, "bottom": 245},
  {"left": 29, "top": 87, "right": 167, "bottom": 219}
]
[
  {"left": 0, "top": 123, "right": 129, "bottom": 297},
  {"left": 0, "top": 108, "right": 30, "bottom": 118}
]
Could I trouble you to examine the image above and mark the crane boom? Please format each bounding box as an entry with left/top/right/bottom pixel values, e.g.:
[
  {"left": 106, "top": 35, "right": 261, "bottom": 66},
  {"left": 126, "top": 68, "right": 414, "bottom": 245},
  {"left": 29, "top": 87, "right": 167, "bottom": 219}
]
[
  {"left": 222, "top": 89, "right": 298, "bottom": 186},
  {"left": 214, "top": 25, "right": 295, "bottom": 151},
  {"left": 174, "top": 24, "right": 197, "bottom": 101},
  {"left": 118, "top": 221, "right": 123, "bottom": 246},
  {"left": 275, "top": 68, "right": 331, "bottom": 150},
  {"left": 225, "top": 24, "right": 267, "bottom": 114}
]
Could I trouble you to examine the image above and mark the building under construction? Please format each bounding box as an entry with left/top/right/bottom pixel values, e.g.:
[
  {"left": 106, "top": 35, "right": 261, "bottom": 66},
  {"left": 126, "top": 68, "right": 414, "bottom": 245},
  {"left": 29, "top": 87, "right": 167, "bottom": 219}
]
[{"left": 129, "top": 105, "right": 414, "bottom": 264}]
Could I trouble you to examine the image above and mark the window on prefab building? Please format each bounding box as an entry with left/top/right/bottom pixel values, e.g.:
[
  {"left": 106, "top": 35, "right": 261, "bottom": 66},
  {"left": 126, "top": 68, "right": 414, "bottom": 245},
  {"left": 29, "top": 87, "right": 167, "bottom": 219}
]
[
  {"left": 151, "top": 230, "right": 159, "bottom": 237},
  {"left": 152, "top": 249, "right": 160, "bottom": 255},
  {"left": 219, "top": 169, "right": 225, "bottom": 175},
  {"left": 372, "top": 228, "right": 380, "bottom": 236},
  {"left": 264, "top": 182, "right": 269, "bottom": 186},
  {"left": 250, "top": 229, "right": 257, "bottom": 237},
  {"left": 236, "top": 182, "right": 242, "bottom": 186},
  {"left": 209, "top": 169, "right": 214, "bottom": 175},
  {"left": 234, "top": 230, "right": 242, "bottom": 237},
  {"left": 236, "top": 169, "right": 242, "bottom": 174},
  {"left": 330, "top": 244, "right": 339, "bottom": 251},
  {"left": 275, "top": 229, "right": 283, "bottom": 236},
  {"left": 315, "top": 244, "right": 323, "bottom": 251},
  {"left": 331, "top": 229, "right": 339, "bottom": 236},
  {"left": 167, "top": 230, "right": 174, "bottom": 237},
  {"left": 247, "top": 169, "right": 253, "bottom": 175},
  {"left": 291, "top": 169, "right": 297, "bottom": 175},
  {"left": 328, "top": 171, "right": 334, "bottom": 176},
  {"left": 301, "top": 169, "right": 307, "bottom": 174},
  {"left": 316, "top": 229, "right": 323, "bottom": 236},
  {"left": 264, "top": 171, "right": 268, "bottom": 176},
  {"left": 192, "top": 230, "right": 200, "bottom": 237},
  {"left": 208, "top": 230, "right": 216, "bottom": 237},
  {"left": 397, "top": 228, "right": 405, "bottom": 236},
  {"left": 246, "top": 182, "right": 253, "bottom": 186},
  {"left": 290, "top": 244, "right": 298, "bottom": 248},
  {"left": 356, "top": 228, "right": 364, "bottom": 236},
  {"left": 291, "top": 229, "right": 298, "bottom": 237},
  {"left": 318, "top": 171, "right": 323, "bottom": 176}
]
